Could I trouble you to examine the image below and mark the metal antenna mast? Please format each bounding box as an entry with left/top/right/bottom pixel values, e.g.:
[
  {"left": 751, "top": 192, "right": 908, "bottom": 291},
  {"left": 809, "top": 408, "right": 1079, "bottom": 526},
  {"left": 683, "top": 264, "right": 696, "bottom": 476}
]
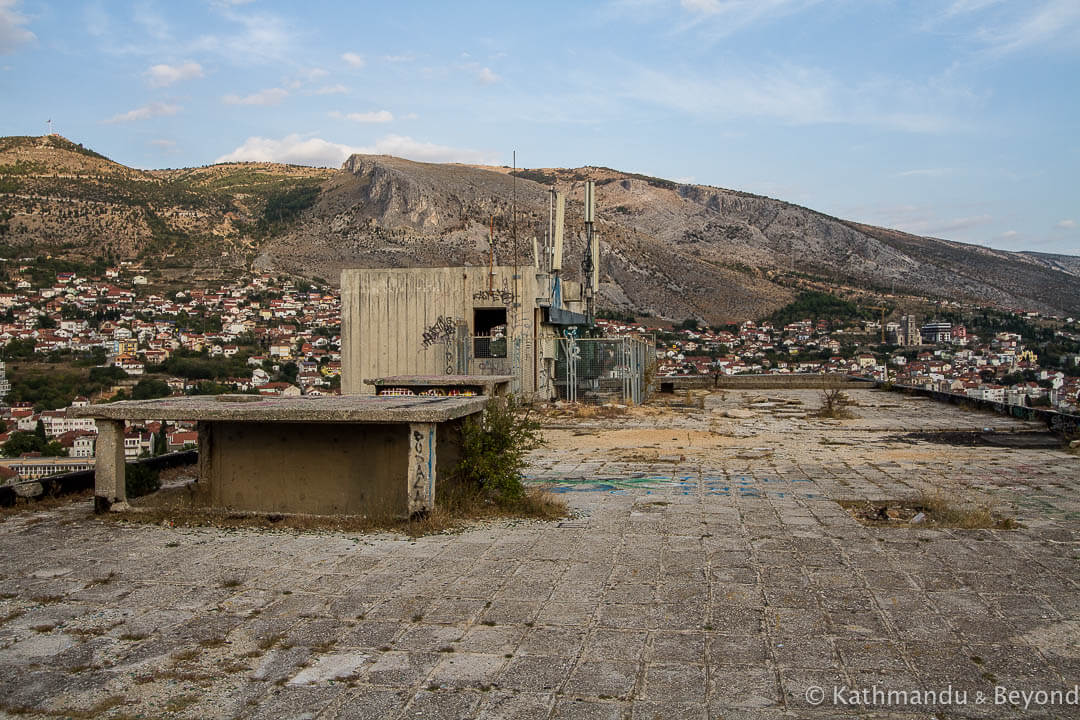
[
  {"left": 512, "top": 150, "right": 518, "bottom": 273},
  {"left": 582, "top": 180, "right": 597, "bottom": 324}
]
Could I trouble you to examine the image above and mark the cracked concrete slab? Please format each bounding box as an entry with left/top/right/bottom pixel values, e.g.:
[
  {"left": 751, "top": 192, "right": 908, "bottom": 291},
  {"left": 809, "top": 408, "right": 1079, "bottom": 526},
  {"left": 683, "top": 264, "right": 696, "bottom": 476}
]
[{"left": 0, "top": 389, "right": 1077, "bottom": 718}]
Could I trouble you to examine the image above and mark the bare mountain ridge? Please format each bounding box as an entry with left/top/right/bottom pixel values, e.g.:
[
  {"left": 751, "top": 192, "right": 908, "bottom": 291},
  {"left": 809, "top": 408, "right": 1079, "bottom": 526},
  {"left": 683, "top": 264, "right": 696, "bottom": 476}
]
[
  {"left": 258, "top": 154, "right": 1080, "bottom": 320},
  {"left": 1, "top": 136, "right": 1077, "bottom": 320}
]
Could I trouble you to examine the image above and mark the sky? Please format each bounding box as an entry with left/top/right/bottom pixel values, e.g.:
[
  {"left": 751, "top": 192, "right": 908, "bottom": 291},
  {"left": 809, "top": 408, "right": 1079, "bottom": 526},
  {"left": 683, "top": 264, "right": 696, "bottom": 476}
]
[{"left": 1, "top": 0, "right": 1078, "bottom": 256}]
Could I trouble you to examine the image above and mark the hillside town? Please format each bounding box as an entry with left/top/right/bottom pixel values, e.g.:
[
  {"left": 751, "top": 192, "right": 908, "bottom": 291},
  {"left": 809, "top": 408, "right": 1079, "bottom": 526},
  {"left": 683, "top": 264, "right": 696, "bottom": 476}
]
[
  {"left": 597, "top": 312, "right": 1080, "bottom": 412},
  {"left": 0, "top": 261, "right": 341, "bottom": 480},
  {"left": 0, "top": 260, "right": 1077, "bottom": 483}
]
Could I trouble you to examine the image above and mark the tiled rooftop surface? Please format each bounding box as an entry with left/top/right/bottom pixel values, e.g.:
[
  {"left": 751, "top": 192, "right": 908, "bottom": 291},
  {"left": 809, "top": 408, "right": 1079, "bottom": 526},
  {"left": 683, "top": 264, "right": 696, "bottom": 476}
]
[{"left": 0, "top": 389, "right": 1077, "bottom": 718}]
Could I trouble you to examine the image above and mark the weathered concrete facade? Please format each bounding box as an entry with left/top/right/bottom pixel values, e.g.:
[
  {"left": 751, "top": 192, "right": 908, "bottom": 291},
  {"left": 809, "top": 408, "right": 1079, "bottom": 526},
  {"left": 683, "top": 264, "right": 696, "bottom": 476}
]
[
  {"left": 197, "top": 419, "right": 464, "bottom": 516},
  {"left": 341, "top": 266, "right": 584, "bottom": 400}
]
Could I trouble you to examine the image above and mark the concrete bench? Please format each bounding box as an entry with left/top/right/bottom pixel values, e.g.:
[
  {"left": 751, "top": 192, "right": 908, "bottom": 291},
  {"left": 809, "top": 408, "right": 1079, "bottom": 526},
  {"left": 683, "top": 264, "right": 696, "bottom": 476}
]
[{"left": 70, "top": 395, "right": 487, "bottom": 517}]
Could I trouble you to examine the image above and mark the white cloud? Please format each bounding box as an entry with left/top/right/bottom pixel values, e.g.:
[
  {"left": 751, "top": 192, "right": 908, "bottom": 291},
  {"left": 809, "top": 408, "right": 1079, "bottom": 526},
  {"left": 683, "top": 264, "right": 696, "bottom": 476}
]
[
  {"left": 619, "top": 62, "right": 972, "bottom": 133},
  {"left": 106, "top": 102, "right": 181, "bottom": 123},
  {"left": 976, "top": 0, "right": 1080, "bottom": 56},
  {"left": 193, "top": 9, "right": 296, "bottom": 66},
  {"left": 0, "top": 0, "right": 36, "bottom": 55},
  {"left": 223, "top": 87, "right": 288, "bottom": 105},
  {"left": 145, "top": 61, "right": 204, "bottom": 88},
  {"left": 341, "top": 51, "right": 366, "bottom": 68},
  {"left": 894, "top": 168, "right": 955, "bottom": 178},
  {"left": 383, "top": 53, "right": 415, "bottom": 63},
  {"left": 932, "top": 0, "right": 1080, "bottom": 57},
  {"left": 1057, "top": 219, "right": 1077, "bottom": 229},
  {"left": 216, "top": 133, "right": 496, "bottom": 167},
  {"left": 680, "top": 0, "right": 820, "bottom": 24},
  {"left": 286, "top": 67, "right": 332, "bottom": 89},
  {"left": 941, "top": 0, "right": 1007, "bottom": 18},
  {"left": 611, "top": 0, "right": 822, "bottom": 37},
  {"left": 330, "top": 110, "right": 394, "bottom": 123},
  {"left": 313, "top": 84, "right": 348, "bottom": 95},
  {"left": 477, "top": 67, "right": 499, "bottom": 85},
  {"left": 150, "top": 138, "right": 176, "bottom": 148}
]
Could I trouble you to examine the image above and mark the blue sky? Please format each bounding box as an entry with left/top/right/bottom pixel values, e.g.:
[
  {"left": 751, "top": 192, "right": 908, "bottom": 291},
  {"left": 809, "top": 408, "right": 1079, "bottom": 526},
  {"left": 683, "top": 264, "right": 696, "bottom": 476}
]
[{"left": 1, "top": 0, "right": 1078, "bottom": 255}]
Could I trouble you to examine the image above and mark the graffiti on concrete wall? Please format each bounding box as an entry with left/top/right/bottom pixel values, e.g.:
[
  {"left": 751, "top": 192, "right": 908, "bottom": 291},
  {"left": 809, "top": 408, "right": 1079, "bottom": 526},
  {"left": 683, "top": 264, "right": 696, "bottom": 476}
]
[
  {"left": 472, "top": 288, "right": 514, "bottom": 304},
  {"left": 410, "top": 429, "right": 428, "bottom": 506},
  {"left": 421, "top": 316, "right": 458, "bottom": 348},
  {"left": 409, "top": 426, "right": 435, "bottom": 512}
]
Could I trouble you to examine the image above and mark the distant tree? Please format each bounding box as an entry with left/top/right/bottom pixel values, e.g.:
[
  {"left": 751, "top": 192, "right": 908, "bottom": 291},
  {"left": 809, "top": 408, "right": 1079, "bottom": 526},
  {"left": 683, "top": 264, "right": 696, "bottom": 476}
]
[
  {"left": 132, "top": 378, "right": 171, "bottom": 400},
  {"left": 4, "top": 337, "right": 36, "bottom": 359},
  {"left": 2, "top": 431, "right": 42, "bottom": 457},
  {"left": 34, "top": 419, "right": 46, "bottom": 443},
  {"left": 36, "top": 315, "right": 57, "bottom": 330},
  {"left": 677, "top": 317, "right": 700, "bottom": 331},
  {"left": 278, "top": 361, "right": 299, "bottom": 384},
  {"left": 710, "top": 360, "right": 725, "bottom": 388},
  {"left": 154, "top": 422, "right": 169, "bottom": 456},
  {"left": 89, "top": 365, "right": 128, "bottom": 384}
]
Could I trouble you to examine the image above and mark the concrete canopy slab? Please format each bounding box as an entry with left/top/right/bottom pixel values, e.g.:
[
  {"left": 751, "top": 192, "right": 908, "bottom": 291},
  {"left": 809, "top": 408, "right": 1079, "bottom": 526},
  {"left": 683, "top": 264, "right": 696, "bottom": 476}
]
[{"left": 69, "top": 395, "right": 487, "bottom": 424}]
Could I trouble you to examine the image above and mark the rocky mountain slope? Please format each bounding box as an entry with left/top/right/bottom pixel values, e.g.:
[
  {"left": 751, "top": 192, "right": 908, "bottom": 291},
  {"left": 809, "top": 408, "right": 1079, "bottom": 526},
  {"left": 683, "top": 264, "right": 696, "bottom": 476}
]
[
  {"left": 2, "top": 135, "right": 1078, "bottom": 321},
  {"left": 258, "top": 156, "right": 1080, "bottom": 320}
]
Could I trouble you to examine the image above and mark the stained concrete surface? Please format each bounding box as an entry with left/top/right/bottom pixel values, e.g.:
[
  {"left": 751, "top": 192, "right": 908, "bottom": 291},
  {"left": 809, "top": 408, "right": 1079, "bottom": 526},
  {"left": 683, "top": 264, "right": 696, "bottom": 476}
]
[{"left": 0, "top": 389, "right": 1078, "bottom": 719}]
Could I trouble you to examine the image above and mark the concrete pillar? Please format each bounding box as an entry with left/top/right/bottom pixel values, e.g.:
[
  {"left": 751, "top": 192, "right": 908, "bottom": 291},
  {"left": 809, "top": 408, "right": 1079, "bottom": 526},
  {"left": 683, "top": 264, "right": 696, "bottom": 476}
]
[
  {"left": 94, "top": 419, "right": 127, "bottom": 513},
  {"left": 197, "top": 421, "right": 214, "bottom": 501},
  {"left": 406, "top": 422, "right": 436, "bottom": 515}
]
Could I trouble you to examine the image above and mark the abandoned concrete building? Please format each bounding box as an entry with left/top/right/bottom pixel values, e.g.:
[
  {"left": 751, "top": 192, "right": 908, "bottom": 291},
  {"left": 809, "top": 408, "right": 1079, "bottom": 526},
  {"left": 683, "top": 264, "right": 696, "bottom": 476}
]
[
  {"left": 341, "top": 183, "right": 649, "bottom": 404},
  {"left": 340, "top": 265, "right": 577, "bottom": 400}
]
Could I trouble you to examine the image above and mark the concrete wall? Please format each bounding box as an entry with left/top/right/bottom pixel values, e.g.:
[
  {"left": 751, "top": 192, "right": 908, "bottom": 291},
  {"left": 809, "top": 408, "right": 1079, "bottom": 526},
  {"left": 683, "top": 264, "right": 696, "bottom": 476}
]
[
  {"left": 201, "top": 421, "right": 414, "bottom": 516},
  {"left": 657, "top": 375, "right": 871, "bottom": 391},
  {"left": 341, "top": 266, "right": 541, "bottom": 397},
  {"left": 885, "top": 383, "right": 1080, "bottom": 436}
]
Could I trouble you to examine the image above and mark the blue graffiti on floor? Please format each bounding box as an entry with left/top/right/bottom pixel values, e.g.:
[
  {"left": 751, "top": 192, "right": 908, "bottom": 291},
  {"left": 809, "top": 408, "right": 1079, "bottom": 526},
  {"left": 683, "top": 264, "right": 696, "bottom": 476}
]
[{"left": 525, "top": 473, "right": 822, "bottom": 498}]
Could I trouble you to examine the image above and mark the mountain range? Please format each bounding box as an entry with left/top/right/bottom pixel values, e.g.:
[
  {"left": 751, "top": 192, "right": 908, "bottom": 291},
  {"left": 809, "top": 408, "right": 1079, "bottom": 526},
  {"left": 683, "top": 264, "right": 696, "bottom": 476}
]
[{"left": 2, "top": 135, "right": 1077, "bottom": 322}]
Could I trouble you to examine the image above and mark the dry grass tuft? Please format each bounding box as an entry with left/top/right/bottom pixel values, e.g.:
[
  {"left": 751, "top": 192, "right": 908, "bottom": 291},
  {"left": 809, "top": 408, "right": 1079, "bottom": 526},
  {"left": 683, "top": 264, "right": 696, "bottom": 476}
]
[
  {"left": 171, "top": 648, "right": 199, "bottom": 662},
  {"left": 163, "top": 694, "right": 200, "bottom": 713},
  {"left": 541, "top": 403, "right": 630, "bottom": 420},
  {"left": 103, "top": 477, "right": 566, "bottom": 539},
  {"left": 840, "top": 490, "right": 1017, "bottom": 530},
  {"left": 916, "top": 490, "right": 1018, "bottom": 530},
  {"left": 816, "top": 388, "right": 855, "bottom": 419},
  {"left": 0, "top": 490, "right": 93, "bottom": 521}
]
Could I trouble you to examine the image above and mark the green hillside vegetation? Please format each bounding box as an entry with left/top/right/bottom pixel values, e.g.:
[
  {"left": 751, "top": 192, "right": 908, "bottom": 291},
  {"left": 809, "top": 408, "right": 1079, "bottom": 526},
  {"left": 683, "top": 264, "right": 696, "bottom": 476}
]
[
  {"left": 0, "top": 138, "right": 332, "bottom": 270},
  {"left": 5, "top": 365, "right": 122, "bottom": 411},
  {"left": 767, "top": 291, "right": 874, "bottom": 327},
  {"left": 258, "top": 180, "right": 323, "bottom": 233}
]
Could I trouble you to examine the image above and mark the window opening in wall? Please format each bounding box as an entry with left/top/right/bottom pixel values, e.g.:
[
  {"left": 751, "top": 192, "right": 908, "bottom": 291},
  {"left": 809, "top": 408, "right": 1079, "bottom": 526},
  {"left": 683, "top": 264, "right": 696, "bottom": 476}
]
[{"left": 474, "top": 307, "right": 508, "bottom": 358}]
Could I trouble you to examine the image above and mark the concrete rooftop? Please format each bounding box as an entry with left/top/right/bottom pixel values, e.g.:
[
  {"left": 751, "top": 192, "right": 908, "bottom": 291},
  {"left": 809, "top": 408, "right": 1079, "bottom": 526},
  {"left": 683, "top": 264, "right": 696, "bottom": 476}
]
[{"left": 1, "top": 388, "right": 1078, "bottom": 719}]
